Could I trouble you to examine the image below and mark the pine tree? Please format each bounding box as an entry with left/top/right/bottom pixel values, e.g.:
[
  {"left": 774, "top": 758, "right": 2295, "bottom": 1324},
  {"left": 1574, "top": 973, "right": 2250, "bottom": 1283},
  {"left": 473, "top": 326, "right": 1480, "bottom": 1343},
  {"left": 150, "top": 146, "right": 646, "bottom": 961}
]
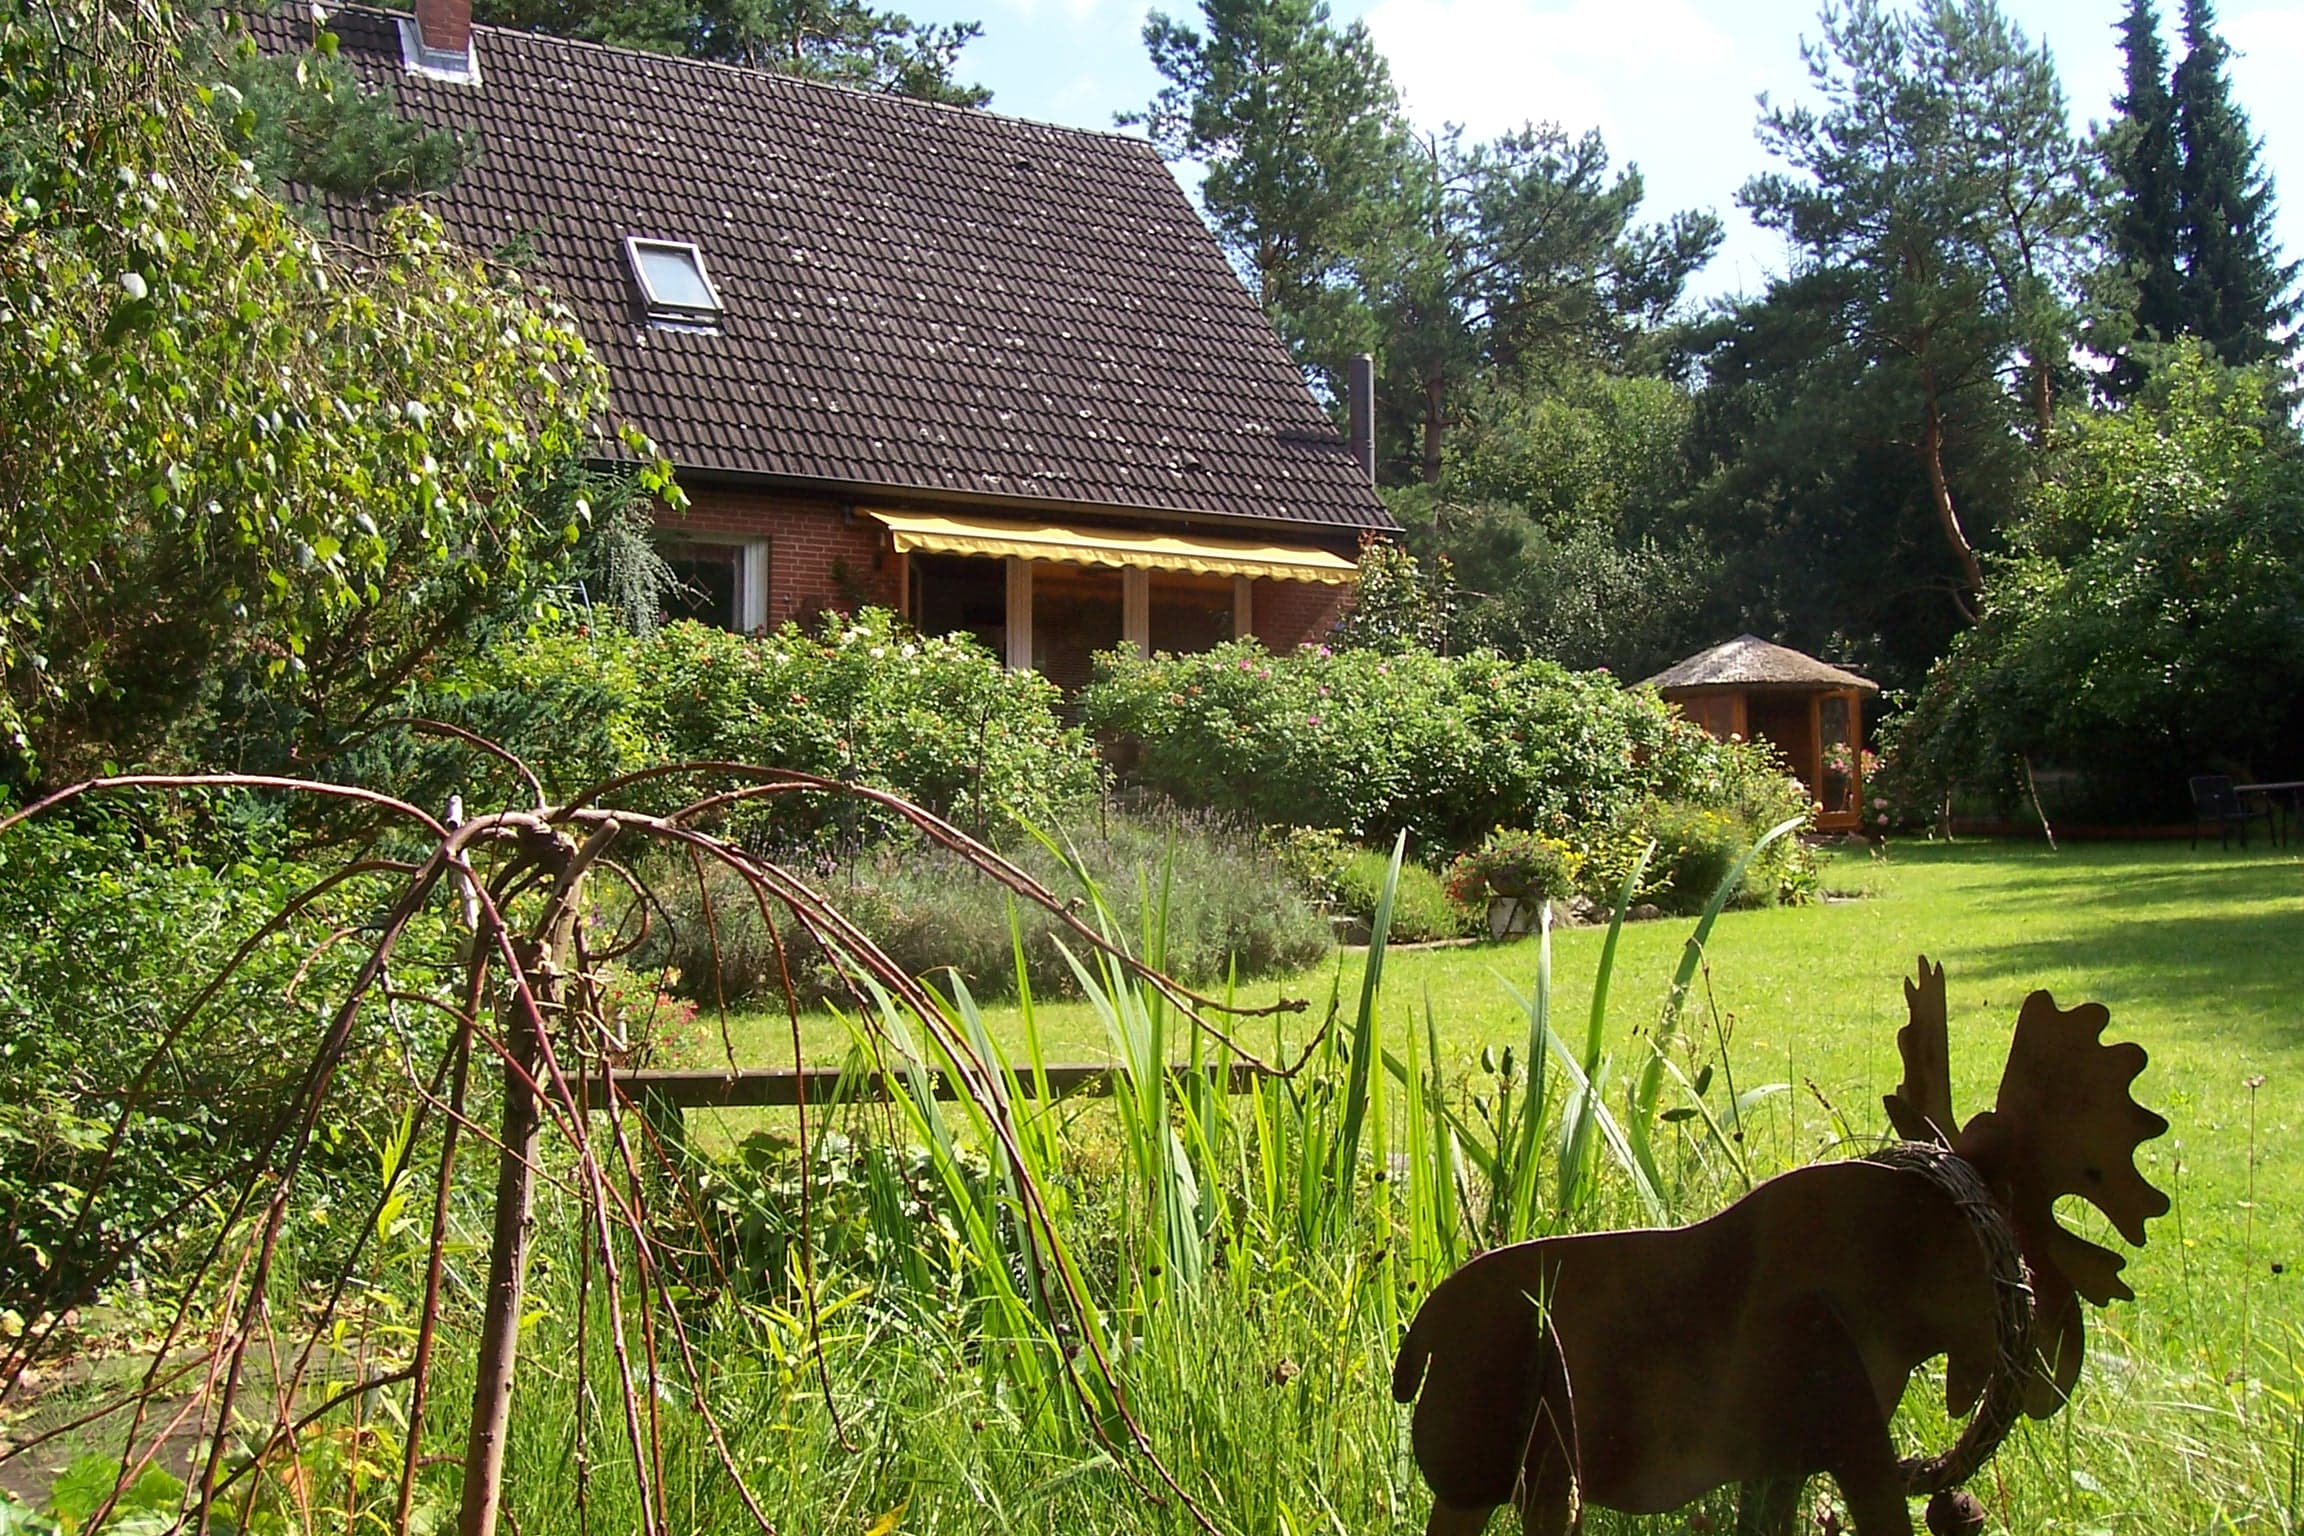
[
  {"left": 1129, "top": 0, "right": 1408, "bottom": 377},
  {"left": 2097, "top": 0, "right": 2182, "bottom": 395},
  {"left": 2170, "top": 0, "right": 2299, "bottom": 371},
  {"left": 1740, "top": 0, "right": 2086, "bottom": 609},
  {"left": 473, "top": 0, "right": 990, "bottom": 105}
]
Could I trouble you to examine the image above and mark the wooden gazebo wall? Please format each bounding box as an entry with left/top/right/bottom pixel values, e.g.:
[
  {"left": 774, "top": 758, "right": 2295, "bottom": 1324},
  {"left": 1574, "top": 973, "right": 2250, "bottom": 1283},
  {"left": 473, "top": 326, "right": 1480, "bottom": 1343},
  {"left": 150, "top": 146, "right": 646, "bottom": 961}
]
[{"left": 1662, "top": 683, "right": 1868, "bottom": 833}]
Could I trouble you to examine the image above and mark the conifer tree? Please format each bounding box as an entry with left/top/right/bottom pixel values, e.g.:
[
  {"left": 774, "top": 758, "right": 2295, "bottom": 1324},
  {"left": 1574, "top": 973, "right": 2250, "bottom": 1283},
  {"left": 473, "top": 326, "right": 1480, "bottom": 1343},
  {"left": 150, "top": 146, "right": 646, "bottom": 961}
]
[
  {"left": 474, "top": 0, "right": 989, "bottom": 105},
  {"left": 2170, "top": 0, "right": 2299, "bottom": 371},
  {"left": 1739, "top": 0, "right": 2085, "bottom": 609},
  {"left": 2097, "top": 0, "right": 2183, "bottom": 395},
  {"left": 1129, "top": 0, "right": 1408, "bottom": 381}
]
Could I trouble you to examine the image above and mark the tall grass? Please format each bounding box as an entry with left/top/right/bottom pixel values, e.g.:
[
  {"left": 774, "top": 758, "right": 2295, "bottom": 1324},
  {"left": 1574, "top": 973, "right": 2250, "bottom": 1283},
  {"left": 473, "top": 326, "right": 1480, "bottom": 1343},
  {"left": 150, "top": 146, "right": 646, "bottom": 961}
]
[{"left": 25, "top": 832, "right": 2297, "bottom": 1534}]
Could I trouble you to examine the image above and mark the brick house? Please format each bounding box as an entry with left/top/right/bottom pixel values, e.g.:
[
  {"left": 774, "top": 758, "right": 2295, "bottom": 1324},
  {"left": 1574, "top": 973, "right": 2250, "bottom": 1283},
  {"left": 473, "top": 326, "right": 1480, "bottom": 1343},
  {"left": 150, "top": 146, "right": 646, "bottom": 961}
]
[{"left": 254, "top": 0, "right": 1393, "bottom": 687}]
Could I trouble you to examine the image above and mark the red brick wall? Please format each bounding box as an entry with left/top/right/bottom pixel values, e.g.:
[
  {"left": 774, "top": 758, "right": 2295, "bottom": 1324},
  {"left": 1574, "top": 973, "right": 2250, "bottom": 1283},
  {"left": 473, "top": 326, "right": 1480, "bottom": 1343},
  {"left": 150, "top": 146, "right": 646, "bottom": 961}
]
[
  {"left": 665, "top": 485, "right": 899, "bottom": 626},
  {"left": 663, "top": 483, "right": 1360, "bottom": 652},
  {"left": 1253, "top": 579, "right": 1351, "bottom": 651}
]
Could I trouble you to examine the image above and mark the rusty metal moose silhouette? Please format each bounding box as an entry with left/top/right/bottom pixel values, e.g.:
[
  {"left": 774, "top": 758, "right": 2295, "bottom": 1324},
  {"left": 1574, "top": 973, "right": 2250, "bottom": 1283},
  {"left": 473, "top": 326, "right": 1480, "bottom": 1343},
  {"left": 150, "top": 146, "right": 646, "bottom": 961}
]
[{"left": 1392, "top": 958, "right": 2168, "bottom": 1535}]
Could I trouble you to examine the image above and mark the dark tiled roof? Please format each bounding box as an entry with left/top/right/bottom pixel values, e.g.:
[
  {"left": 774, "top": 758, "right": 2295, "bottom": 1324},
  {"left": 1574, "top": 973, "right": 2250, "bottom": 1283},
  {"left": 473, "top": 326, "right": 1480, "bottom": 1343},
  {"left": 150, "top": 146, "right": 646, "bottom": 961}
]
[
  {"left": 244, "top": 7, "right": 1392, "bottom": 536},
  {"left": 1644, "top": 634, "right": 1879, "bottom": 693}
]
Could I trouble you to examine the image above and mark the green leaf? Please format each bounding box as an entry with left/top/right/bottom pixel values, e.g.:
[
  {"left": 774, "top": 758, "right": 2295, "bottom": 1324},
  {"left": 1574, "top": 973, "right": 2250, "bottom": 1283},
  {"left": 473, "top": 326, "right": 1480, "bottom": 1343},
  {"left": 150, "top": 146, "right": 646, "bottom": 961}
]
[{"left": 47, "top": 1456, "right": 126, "bottom": 1530}]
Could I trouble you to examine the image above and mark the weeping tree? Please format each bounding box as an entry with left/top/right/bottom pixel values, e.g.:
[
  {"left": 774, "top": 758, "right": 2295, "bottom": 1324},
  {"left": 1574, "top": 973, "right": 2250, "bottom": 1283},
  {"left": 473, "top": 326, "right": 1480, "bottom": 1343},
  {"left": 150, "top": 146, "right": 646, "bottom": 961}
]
[
  {"left": 0, "top": 0, "right": 682, "bottom": 794},
  {"left": 0, "top": 754, "right": 1316, "bottom": 1536}
]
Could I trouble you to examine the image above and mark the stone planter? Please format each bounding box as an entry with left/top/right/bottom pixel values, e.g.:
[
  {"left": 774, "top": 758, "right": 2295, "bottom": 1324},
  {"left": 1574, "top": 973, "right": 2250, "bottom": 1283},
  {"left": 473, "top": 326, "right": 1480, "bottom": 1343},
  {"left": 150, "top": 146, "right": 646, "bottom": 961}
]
[{"left": 1487, "top": 894, "right": 1544, "bottom": 940}]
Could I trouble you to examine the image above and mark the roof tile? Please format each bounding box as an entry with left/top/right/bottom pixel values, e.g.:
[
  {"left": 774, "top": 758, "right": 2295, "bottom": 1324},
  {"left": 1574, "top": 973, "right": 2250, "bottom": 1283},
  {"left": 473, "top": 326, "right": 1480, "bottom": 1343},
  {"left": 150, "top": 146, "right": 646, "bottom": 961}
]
[{"left": 248, "top": 5, "right": 1390, "bottom": 535}]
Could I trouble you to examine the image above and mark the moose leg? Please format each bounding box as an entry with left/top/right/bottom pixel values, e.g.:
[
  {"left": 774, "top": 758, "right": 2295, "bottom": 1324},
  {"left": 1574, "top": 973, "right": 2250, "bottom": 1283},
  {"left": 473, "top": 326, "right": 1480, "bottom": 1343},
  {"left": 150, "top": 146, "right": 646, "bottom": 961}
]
[
  {"left": 1811, "top": 1368, "right": 1913, "bottom": 1535},
  {"left": 1736, "top": 1477, "right": 1804, "bottom": 1536},
  {"left": 1424, "top": 1501, "right": 1497, "bottom": 1536},
  {"left": 1515, "top": 1349, "right": 1580, "bottom": 1536},
  {"left": 1777, "top": 1299, "right": 1916, "bottom": 1536}
]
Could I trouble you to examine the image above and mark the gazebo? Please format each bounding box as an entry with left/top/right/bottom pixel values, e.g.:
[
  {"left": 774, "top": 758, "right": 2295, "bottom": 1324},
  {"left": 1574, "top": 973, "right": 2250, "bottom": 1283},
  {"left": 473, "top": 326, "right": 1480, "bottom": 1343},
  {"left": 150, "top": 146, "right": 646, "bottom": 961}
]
[{"left": 1645, "top": 635, "right": 1879, "bottom": 832}]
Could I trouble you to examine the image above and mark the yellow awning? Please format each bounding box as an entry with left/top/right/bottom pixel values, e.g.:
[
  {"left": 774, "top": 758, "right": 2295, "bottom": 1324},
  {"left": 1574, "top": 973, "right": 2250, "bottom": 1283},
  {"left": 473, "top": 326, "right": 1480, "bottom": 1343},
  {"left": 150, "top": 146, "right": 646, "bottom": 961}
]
[{"left": 866, "top": 509, "right": 1357, "bottom": 585}]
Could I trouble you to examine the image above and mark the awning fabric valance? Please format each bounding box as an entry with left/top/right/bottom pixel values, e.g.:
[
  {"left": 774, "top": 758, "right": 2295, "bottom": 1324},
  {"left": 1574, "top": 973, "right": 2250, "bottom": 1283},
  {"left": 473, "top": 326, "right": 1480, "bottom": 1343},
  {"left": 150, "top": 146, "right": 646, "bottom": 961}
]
[{"left": 866, "top": 509, "right": 1357, "bottom": 585}]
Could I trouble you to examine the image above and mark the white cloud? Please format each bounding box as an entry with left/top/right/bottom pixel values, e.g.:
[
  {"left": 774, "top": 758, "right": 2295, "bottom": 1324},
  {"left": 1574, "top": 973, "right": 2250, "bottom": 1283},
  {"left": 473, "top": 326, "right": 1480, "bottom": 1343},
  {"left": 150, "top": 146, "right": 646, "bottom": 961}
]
[
  {"left": 978, "top": 0, "right": 1117, "bottom": 27},
  {"left": 1360, "top": 0, "right": 1772, "bottom": 297},
  {"left": 1362, "top": 0, "right": 1742, "bottom": 145},
  {"left": 2224, "top": 4, "right": 2304, "bottom": 65}
]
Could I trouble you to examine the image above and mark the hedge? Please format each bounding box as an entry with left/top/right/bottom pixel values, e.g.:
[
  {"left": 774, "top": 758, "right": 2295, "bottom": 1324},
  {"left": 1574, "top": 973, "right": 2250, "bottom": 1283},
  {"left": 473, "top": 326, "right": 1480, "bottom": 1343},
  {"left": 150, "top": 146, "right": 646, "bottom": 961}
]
[{"left": 1082, "top": 641, "right": 1747, "bottom": 854}]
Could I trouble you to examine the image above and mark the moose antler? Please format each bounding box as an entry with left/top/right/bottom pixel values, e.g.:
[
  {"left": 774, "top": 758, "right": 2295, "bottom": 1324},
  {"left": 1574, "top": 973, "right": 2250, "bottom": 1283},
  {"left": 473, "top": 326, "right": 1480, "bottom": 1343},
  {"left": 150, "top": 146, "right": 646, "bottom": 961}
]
[
  {"left": 1885, "top": 959, "right": 2168, "bottom": 1414},
  {"left": 1952, "top": 989, "right": 2170, "bottom": 1416},
  {"left": 1884, "top": 955, "right": 1957, "bottom": 1145}
]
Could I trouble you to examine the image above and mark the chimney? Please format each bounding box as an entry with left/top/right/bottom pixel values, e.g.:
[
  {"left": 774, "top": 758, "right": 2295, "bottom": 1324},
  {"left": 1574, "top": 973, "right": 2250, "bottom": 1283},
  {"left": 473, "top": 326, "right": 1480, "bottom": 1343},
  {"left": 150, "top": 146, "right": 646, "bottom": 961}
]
[
  {"left": 1346, "top": 352, "right": 1376, "bottom": 487},
  {"left": 416, "top": 0, "right": 472, "bottom": 57}
]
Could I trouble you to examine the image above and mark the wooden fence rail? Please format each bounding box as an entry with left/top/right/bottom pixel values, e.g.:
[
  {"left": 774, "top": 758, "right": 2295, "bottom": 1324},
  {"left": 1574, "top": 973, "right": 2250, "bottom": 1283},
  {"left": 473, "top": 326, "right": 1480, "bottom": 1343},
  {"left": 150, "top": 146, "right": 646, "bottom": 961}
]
[{"left": 579, "top": 1060, "right": 1271, "bottom": 1117}]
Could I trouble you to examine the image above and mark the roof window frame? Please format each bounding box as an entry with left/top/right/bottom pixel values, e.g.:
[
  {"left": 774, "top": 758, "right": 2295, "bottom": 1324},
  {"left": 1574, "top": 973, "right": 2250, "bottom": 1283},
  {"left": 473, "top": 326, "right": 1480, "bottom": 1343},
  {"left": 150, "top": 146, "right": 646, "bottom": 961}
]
[
  {"left": 395, "top": 17, "right": 481, "bottom": 86},
  {"left": 624, "top": 236, "right": 725, "bottom": 331}
]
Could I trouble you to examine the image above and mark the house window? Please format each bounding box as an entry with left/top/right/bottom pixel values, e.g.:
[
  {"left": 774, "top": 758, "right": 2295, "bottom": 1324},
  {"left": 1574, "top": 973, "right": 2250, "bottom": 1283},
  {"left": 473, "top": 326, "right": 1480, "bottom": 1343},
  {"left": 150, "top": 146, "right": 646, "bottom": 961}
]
[
  {"left": 1148, "top": 570, "right": 1235, "bottom": 655},
  {"left": 625, "top": 237, "right": 723, "bottom": 329},
  {"left": 657, "top": 536, "right": 767, "bottom": 631},
  {"left": 910, "top": 553, "right": 1008, "bottom": 658},
  {"left": 1030, "top": 564, "right": 1123, "bottom": 693},
  {"left": 396, "top": 17, "right": 481, "bottom": 84}
]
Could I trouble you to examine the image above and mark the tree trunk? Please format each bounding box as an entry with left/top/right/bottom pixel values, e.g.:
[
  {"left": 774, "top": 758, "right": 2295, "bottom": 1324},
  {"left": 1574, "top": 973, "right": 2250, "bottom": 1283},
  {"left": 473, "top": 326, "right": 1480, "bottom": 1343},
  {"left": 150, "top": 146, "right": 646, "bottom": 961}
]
[
  {"left": 1421, "top": 369, "right": 1445, "bottom": 485},
  {"left": 459, "top": 829, "right": 598, "bottom": 1536},
  {"left": 458, "top": 943, "right": 545, "bottom": 1536},
  {"left": 1920, "top": 370, "right": 1985, "bottom": 607}
]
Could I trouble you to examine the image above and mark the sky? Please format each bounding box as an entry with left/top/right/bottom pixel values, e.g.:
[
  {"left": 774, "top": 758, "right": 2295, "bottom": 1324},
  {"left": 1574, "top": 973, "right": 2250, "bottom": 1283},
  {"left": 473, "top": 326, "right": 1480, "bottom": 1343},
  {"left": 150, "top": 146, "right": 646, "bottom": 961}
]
[{"left": 928, "top": 0, "right": 2304, "bottom": 306}]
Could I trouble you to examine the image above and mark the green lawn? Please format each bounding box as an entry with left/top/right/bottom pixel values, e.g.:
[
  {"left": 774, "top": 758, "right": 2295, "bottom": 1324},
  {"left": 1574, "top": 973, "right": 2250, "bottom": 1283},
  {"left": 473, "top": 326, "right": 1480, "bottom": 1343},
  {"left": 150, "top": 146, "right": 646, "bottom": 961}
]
[{"left": 678, "top": 836, "right": 2304, "bottom": 1369}]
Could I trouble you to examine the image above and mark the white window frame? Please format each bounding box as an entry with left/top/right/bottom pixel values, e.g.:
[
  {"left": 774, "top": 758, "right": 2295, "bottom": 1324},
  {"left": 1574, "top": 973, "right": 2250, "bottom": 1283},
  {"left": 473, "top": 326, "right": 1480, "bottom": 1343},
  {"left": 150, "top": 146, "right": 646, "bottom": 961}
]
[
  {"left": 660, "top": 534, "right": 768, "bottom": 632},
  {"left": 396, "top": 17, "right": 481, "bottom": 84},
  {"left": 624, "top": 237, "right": 724, "bottom": 329},
  {"left": 1233, "top": 576, "right": 1255, "bottom": 640}
]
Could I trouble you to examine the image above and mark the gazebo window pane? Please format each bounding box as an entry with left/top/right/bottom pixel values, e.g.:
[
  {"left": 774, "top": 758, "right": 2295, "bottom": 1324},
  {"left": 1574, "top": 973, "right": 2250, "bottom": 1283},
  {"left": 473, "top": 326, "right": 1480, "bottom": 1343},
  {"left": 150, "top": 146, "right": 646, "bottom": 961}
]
[{"left": 1819, "top": 694, "right": 1855, "bottom": 815}]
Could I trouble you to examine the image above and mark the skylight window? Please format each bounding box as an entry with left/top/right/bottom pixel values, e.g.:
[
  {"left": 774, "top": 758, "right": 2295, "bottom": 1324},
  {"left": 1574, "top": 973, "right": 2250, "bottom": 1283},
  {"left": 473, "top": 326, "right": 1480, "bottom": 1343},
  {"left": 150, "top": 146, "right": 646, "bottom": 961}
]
[{"left": 625, "top": 237, "right": 723, "bottom": 329}]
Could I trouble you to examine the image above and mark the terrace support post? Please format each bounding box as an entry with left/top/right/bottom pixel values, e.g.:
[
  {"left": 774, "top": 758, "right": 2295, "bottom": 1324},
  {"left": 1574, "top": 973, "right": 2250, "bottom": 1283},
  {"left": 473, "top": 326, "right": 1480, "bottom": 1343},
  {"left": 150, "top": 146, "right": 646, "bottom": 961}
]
[{"left": 459, "top": 833, "right": 591, "bottom": 1536}]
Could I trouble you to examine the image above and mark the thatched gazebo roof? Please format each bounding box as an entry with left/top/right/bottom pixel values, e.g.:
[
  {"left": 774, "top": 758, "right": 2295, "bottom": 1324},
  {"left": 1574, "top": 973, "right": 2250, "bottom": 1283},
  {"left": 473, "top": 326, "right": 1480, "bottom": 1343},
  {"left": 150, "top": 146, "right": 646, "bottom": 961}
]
[{"left": 1643, "top": 635, "right": 1878, "bottom": 694}]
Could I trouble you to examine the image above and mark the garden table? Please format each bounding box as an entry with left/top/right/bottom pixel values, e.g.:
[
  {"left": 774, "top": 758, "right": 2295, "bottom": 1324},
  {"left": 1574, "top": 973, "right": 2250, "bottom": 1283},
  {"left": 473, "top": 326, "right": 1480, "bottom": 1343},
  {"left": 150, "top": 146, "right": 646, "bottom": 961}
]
[{"left": 2233, "top": 780, "right": 2304, "bottom": 846}]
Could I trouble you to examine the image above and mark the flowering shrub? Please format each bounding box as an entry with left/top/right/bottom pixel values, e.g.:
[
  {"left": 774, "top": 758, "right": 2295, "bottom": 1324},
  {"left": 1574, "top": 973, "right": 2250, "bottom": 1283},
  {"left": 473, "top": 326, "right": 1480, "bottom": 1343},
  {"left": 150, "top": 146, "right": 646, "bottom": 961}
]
[
  {"left": 1638, "top": 801, "right": 1748, "bottom": 915},
  {"left": 1264, "top": 825, "right": 1355, "bottom": 907},
  {"left": 1861, "top": 714, "right": 1945, "bottom": 833},
  {"left": 1443, "top": 828, "right": 1583, "bottom": 907},
  {"left": 485, "top": 609, "right": 1100, "bottom": 842},
  {"left": 1081, "top": 641, "right": 1768, "bottom": 855},
  {"left": 1639, "top": 731, "right": 1821, "bottom": 907},
  {"left": 594, "top": 965, "right": 704, "bottom": 1066},
  {"left": 1820, "top": 742, "right": 1878, "bottom": 783}
]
